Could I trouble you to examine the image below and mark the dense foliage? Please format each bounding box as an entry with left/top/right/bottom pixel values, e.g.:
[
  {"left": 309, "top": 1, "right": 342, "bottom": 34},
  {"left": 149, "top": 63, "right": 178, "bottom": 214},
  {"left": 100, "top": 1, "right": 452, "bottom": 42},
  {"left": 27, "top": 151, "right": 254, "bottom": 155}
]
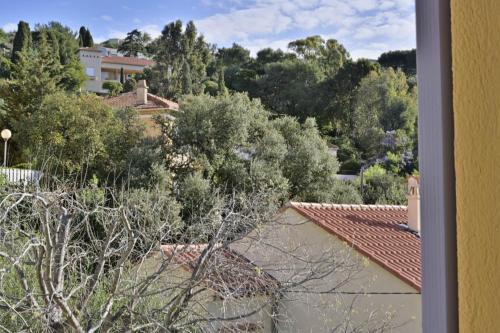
[
  {"left": 145, "top": 20, "right": 212, "bottom": 100},
  {"left": 118, "top": 29, "right": 151, "bottom": 57},
  {"left": 0, "top": 19, "right": 418, "bottom": 207}
]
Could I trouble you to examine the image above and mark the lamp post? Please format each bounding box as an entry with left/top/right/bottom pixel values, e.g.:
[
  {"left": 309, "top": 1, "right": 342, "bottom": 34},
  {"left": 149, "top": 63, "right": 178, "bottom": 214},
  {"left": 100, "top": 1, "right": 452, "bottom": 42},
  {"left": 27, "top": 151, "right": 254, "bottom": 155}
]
[{"left": 1, "top": 129, "right": 12, "bottom": 167}]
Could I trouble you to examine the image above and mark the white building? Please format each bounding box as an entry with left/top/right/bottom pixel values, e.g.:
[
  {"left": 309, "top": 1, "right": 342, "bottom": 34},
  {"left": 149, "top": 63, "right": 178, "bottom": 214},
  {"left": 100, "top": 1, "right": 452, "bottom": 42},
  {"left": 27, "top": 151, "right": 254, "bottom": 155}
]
[
  {"left": 78, "top": 46, "right": 153, "bottom": 94},
  {"left": 233, "top": 177, "right": 422, "bottom": 332}
]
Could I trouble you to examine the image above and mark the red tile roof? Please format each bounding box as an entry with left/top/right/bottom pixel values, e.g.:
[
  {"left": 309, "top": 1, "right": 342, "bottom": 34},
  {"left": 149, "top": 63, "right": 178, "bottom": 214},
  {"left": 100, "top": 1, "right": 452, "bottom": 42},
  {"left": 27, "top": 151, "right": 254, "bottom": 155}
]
[
  {"left": 102, "top": 56, "right": 154, "bottom": 67},
  {"left": 286, "top": 202, "right": 422, "bottom": 291},
  {"left": 103, "top": 92, "right": 179, "bottom": 111},
  {"left": 218, "top": 323, "right": 262, "bottom": 332},
  {"left": 78, "top": 47, "right": 103, "bottom": 53},
  {"left": 161, "top": 244, "right": 278, "bottom": 298}
]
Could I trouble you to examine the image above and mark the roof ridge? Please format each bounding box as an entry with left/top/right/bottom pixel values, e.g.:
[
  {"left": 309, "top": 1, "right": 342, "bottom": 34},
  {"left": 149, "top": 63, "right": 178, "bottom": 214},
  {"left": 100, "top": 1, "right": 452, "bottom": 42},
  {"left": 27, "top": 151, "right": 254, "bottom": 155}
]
[{"left": 287, "top": 201, "right": 407, "bottom": 211}]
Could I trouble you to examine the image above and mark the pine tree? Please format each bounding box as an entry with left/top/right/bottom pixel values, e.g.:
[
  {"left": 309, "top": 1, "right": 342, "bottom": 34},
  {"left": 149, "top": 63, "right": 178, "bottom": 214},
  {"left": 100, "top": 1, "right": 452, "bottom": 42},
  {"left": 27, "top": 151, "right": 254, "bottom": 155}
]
[
  {"left": 217, "top": 66, "right": 228, "bottom": 96},
  {"left": 84, "top": 28, "right": 94, "bottom": 47},
  {"left": 181, "top": 59, "right": 192, "bottom": 95},
  {"left": 11, "top": 21, "right": 31, "bottom": 63},
  {"left": 118, "top": 29, "right": 151, "bottom": 57},
  {"left": 78, "top": 26, "right": 86, "bottom": 47}
]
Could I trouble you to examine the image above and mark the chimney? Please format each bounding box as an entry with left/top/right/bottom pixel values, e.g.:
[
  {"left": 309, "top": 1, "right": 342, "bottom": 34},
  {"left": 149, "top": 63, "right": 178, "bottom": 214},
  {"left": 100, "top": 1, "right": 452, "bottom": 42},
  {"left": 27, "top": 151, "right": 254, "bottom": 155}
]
[
  {"left": 137, "top": 80, "right": 148, "bottom": 105},
  {"left": 327, "top": 144, "right": 339, "bottom": 158},
  {"left": 407, "top": 176, "right": 420, "bottom": 234}
]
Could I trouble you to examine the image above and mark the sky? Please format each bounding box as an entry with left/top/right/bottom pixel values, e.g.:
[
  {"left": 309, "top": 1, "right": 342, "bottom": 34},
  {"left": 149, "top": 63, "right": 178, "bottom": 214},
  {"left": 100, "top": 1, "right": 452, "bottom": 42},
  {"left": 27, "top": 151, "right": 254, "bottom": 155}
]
[{"left": 0, "top": 0, "right": 416, "bottom": 59}]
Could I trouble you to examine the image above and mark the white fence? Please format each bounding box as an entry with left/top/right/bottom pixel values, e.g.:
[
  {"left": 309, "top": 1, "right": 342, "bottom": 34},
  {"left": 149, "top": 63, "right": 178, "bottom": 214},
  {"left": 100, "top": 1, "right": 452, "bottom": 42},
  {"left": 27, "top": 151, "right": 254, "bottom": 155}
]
[{"left": 0, "top": 167, "right": 43, "bottom": 185}]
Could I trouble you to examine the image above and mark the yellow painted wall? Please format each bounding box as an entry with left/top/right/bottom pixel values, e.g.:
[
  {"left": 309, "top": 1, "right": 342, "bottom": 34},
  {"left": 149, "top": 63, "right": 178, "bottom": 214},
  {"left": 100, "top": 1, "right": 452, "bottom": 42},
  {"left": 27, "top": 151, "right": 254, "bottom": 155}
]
[{"left": 451, "top": 1, "right": 500, "bottom": 332}]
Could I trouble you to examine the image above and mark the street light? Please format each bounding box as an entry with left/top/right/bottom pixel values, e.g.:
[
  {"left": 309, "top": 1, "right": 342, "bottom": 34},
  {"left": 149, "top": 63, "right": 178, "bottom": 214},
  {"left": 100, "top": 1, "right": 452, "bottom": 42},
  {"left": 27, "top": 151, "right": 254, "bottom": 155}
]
[{"left": 1, "top": 129, "right": 12, "bottom": 167}]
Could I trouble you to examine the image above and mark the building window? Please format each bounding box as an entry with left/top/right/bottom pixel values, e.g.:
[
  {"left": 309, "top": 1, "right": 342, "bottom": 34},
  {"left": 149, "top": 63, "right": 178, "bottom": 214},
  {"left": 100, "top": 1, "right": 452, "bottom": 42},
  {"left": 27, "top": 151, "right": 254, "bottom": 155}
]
[{"left": 85, "top": 67, "right": 95, "bottom": 78}]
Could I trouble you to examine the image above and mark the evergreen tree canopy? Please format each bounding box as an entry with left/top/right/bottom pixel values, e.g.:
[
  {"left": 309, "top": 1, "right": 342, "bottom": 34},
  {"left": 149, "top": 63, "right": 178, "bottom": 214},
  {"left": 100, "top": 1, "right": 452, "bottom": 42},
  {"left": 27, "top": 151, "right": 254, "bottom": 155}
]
[
  {"left": 181, "top": 59, "right": 192, "bottom": 94},
  {"left": 11, "top": 21, "right": 31, "bottom": 63},
  {"left": 378, "top": 49, "right": 416, "bottom": 76},
  {"left": 147, "top": 20, "right": 212, "bottom": 100},
  {"left": 160, "top": 93, "right": 360, "bottom": 204},
  {"left": 84, "top": 28, "right": 94, "bottom": 47},
  {"left": 118, "top": 29, "right": 151, "bottom": 57},
  {"left": 78, "top": 26, "right": 86, "bottom": 47},
  {"left": 288, "top": 36, "right": 349, "bottom": 77},
  {"left": 78, "top": 26, "right": 94, "bottom": 47}
]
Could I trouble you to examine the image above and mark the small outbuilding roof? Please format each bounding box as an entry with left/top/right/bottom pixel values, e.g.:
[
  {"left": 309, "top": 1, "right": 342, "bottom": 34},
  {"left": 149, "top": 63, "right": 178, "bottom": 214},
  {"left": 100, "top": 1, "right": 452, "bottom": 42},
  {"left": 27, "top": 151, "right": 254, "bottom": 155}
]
[{"left": 161, "top": 244, "right": 278, "bottom": 298}]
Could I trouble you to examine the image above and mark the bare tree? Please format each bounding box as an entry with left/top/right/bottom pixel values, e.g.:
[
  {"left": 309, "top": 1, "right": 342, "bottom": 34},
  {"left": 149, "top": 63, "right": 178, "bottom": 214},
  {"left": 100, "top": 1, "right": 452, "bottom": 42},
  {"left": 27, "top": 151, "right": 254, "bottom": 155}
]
[{"left": 0, "top": 184, "right": 396, "bottom": 332}]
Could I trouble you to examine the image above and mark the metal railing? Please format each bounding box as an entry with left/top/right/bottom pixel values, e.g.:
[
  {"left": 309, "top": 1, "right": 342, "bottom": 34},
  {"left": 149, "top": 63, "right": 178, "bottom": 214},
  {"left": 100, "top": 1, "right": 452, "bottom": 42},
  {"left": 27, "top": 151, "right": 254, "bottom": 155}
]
[{"left": 0, "top": 167, "right": 43, "bottom": 185}]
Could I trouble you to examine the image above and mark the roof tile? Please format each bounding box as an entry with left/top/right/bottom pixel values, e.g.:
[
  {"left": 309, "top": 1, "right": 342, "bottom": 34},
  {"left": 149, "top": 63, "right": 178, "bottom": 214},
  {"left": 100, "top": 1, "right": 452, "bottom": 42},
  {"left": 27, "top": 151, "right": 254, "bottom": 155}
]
[
  {"left": 161, "top": 244, "right": 278, "bottom": 298},
  {"left": 102, "top": 55, "right": 154, "bottom": 66},
  {"left": 287, "top": 202, "right": 422, "bottom": 291}
]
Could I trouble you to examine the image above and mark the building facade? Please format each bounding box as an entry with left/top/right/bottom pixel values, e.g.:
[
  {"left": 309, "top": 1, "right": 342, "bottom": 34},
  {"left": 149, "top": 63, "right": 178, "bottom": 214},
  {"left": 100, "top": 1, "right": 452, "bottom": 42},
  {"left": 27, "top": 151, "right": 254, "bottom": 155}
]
[{"left": 78, "top": 47, "right": 153, "bottom": 94}]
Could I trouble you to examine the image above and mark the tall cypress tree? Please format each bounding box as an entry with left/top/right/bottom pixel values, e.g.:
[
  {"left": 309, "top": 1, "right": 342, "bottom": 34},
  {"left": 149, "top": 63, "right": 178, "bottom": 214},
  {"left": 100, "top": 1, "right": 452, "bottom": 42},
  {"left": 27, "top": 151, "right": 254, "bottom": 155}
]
[
  {"left": 217, "top": 66, "right": 228, "bottom": 96},
  {"left": 78, "top": 26, "right": 86, "bottom": 47},
  {"left": 181, "top": 59, "right": 192, "bottom": 95},
  {"left": 120, "top": 67, "right": 124, "bottom": 84},
  {"left": 11, "top": 21, "right": 31, "bottom": 63},
  {"left": 84, "top": 29, "right": 94, "bottom": 47},
  {"left": 46, "top": 30, "right": 60, "bottom": 62}
]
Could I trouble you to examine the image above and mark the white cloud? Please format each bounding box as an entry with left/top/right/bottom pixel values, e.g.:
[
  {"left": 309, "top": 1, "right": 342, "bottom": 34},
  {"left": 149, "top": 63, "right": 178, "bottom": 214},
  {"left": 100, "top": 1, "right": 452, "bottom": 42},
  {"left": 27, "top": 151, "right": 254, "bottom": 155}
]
[
  {"left": 2, "top": 22, "right": 17, "bottom": 32},
  {"left": 100, "top": 15, "right": 113, "bottom": 22},
  {"left": 193, "top": 0, "right": 415, "bottom": 59},
  {"left": 244, "top": 38, "right": 291, "bottom": 56},
  {"left": 107, "top": 30, "right": 127, "bottom": 39},
  {"left": 140, "top": 24, "right": 162, "bottom": 38},
  {"left": 196, "top": 6, "right": 293, "bottom": 43}
]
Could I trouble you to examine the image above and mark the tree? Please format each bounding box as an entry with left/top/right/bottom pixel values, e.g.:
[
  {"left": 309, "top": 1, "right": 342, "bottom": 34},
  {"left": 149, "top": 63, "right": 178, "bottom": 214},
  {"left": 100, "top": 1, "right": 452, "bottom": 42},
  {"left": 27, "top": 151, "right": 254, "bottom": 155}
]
[
  {"left": 216, "top": 66, "right": 227, "bottom": 96},
  {"left": 147, "top": 20, "right": 212, "bottom": 99},
  {"left": 11, "top": 21, "right": 31, "bottom": 63},
  {"left": 360, "top": 165, "right": 407, "bottom": 204},
  {"left": 78, "top": 26, "right": 86, "bottom": 47},
  {"left": 0, "top": 35, "right": 63, "bottom": 128},
  {"left": 288, "top": 36, "right": 349, "bottom": 77},
  {"left": 31, "top": 23, "right": 85, "bottom": 90},
  {"left": 256, "top": 59, "right": 323, "bottom": 119},
  {"left": 7, "top": 91, "right": 145, "bottom": 178},
  {"left": 0, "top": 184, "right": 393, "bottom": 332},
  {"left": 216, "top": 43, "right": 251, "bottom": 67},
  {"left": 160, "top": 93, "right": 359, "bottom": 204},
  {"left": 352, "top": 68, "right": 417, "bottom": 162},
  {"left": 78, "top": 26, "right": 94, "bottom": 48},
  {"left": 0, "top": 28, "right": 9, "bottom": 53},
  {"left": 256, "top": 48, "right": 295, "bottom": 68},
  {"left": 378, "top": 49, "right": 416, "bottom": 77},
  {"left": 181, "top": 58, "right": 192, "bottom": 94},
  {"left": 120, "top": 67, "right": 124, "bottom": 84},
  {"left": 117, "top": 29, "right": 151, "bottom": 57},
  {"left": 317, "top": 59, "right": 380, "bottom": 137}
]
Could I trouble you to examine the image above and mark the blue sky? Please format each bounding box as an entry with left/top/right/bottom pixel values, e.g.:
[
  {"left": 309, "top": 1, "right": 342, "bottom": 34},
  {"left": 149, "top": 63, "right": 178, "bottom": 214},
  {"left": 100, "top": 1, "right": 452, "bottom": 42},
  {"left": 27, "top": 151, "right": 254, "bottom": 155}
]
[{"left": 1, "top": 0, "right": 416, "bottom": 59}]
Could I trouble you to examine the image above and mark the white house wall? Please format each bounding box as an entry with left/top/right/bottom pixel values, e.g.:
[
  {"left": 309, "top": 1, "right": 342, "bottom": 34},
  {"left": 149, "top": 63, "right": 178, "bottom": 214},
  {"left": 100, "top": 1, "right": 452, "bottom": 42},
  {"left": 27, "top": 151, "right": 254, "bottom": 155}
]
[
  {"left": 79, "top": 50, "right": 103, "bottom": 93},
  {"left": 232, "top": 208, "right": 422, "bottom": 333}
]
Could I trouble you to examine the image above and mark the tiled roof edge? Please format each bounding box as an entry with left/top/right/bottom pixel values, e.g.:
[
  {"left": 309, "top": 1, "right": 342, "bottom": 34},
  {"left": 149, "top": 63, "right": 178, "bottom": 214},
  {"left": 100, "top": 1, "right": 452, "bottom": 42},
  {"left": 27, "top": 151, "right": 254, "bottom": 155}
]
[
  {"left": 287, "top": 201, "right": 407, "bottom": 211},
  {"left": 284, "top": 202, "right": 421, "bottom": 291}
]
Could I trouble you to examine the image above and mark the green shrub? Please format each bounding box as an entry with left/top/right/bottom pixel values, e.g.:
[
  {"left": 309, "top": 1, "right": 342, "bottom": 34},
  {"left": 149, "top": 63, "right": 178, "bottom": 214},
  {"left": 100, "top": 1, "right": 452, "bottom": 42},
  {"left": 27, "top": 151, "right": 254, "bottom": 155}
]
[
  {"left": 102, "top": 81, "right": 123, "bottom": 96},
  {"left": 123, "top": 78, "right": 137, "bottom": 93},
  {"left": 361, "top": 172, "right": 407, "bottom": 205},
  {"left": 203, "top": 80, "right": 218, "bottom": 96},
  {"left": 339, "top": 159, "right": 361, "bottom": 175}
]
